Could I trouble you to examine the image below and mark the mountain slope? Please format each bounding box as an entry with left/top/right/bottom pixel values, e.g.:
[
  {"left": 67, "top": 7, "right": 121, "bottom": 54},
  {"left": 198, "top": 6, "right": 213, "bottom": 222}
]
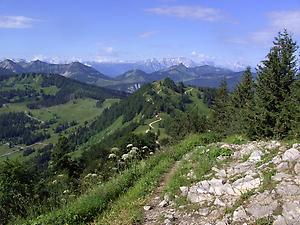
[
  {"left": 0, "top": 73, "right": 126, "bottom": 159},
  {"left": 0, "top": 59, "right": 25, "bottom": 74},
  {"left": 0, "top": 59, "right": 112, "bottom": 84}
]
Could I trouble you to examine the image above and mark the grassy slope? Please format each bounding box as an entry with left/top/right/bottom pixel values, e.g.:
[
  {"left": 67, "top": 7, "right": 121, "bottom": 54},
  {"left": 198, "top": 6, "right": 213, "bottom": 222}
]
[
  {"left": 21, "top": 134, "right": 209, "bottom": 225},
  {"left": 0, "top": 99, "right": 118, "bottom": 160}
]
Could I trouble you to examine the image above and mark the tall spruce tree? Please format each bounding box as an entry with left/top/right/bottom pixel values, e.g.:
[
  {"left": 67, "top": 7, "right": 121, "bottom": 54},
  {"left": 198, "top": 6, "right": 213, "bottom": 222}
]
[
  {"left": 254, "top": 30, "right": 298, "bottom": 138},
  {"left": 213, "top": 78, "right": 230, "bottom": 134},
  {"left": 230, "top": 67, "right": 255, "bottom": 134}
]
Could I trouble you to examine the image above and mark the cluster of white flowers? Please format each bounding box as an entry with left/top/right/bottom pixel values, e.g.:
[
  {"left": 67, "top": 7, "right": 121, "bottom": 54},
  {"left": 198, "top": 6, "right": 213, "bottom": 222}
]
[
  {"left": 121, "top": 153, "right": 131, "bottom": 161},
  {"left": 108, "top": 153, "right": 117, "bottom": 159},
  {"left": 84, "top": 173, "right": 97, "bottom": 179},
  {"left": 63, "top": 189, "right": 69, "bottom": 194}
]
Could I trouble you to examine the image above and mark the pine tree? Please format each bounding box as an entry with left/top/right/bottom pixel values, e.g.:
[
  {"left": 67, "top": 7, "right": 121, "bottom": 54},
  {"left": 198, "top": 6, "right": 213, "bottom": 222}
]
[
  {"left": 213, "top": 78, "right": 230, "bottom": 134},
  {"left": 254, "top": 30, "right": 298, "bottom": 138},
  {"left": 230, "top": 67, "right": 255, "bottom": 134}
]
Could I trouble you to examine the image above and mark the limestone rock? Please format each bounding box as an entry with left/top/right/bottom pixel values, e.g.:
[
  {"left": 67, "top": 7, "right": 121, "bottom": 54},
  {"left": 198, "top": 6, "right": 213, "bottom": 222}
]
[
  {"left": 233, "top": 206, "right": 248, "bottom": 222},
  {"left": 248, "top": 150, "right": 263, "bottom": 162},
  {"left": 245, "top": 191, "right": 278, "bottom": 219},
  {"left": 281, "top": 200, "right": 300, "bottom": 224},
  {"left": 143, "top": 205, "right": 152, "bottom": 211},
  {"left": 180, "top": 186, "right": 189, "bottom": 197},
  {"left": 282, "top": 148, "right": 300, "bottom": 161},
  {"left": 159, "top": 200, "right": 169, "bottom": 207}
]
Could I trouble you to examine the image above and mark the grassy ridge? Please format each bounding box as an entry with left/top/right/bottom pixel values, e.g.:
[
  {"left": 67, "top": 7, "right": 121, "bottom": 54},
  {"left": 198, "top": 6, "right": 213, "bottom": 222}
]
[
  {"left": 94, "top": 133, "right": 220, "bottom": 225},
  {"left": 21, "top": 134, "right": 211, "bottom": 225}
]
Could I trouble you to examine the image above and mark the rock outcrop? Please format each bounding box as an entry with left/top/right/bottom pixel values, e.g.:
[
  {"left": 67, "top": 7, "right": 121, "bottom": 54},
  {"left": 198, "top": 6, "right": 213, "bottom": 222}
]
[{"left": 143, "top": 140, "right": 300, "bottom": 225}]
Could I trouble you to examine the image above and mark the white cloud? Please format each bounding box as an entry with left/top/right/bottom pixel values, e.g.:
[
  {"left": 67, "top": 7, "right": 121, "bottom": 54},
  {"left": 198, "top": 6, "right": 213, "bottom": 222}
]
[
  {"left": 250, "top": 10, "right": 300, "bottom": 45},
  {"left": 139, "top": 31, "right": 158, "bottom": 38},
  {"left": 145, "top": 5, "right": 222, "bottom": 22},
  {"left": 269, "top": 10, "right": 300, "bottom": 35},
  {"left": 0, "top": 15, "right": 35, "bottom": 28}
]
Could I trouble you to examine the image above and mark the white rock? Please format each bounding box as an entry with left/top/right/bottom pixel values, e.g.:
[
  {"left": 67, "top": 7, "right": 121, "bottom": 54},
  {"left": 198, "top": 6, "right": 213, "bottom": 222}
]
[
  {"left": 273, "top": 215, "right": 287, "bottom": 225},
  {"left": 180, "top": 186, "right": 189, "bottom": 196},
  {"left": 248, "top": 150, "right": 263, "bottom": 162},
  {"left": 164, "top": 193, "right": 170, "bottom": 202},
  {"left": 214, "top": 197, "right": 226, "bottom": 207},
  {"left": 164, "top": 218, "right": 172, "bottom": 225},
  {"left": 282, "top": 200, "right": 300, "bottom": 224},
  {"left": 233, "top": 206, "right": 248, "bottom": 222},
  {"left": 143, "top": 205, "right": 152, "bottom": 211},
  {"left": 272, "top": 155, "right": 282, "bottom": 164},
  {"left": 277, "top": 162, "right": 289, "bottom": 171},
  {"left": 232, "top": 175, "right": 260, "bottom": 192},
  {"left": 245, "top": 191, "right": 278, "bottom": 219},
  {"left": 294, "top": 161, "right": 300, "bottom": 175},
  {"left": 198, "top": 208, "right": 209, "bottom": 216},
  {"left": 282, "top": 148, "right": 300, "bottom": 161},
  {"left": 159, "top": 200, "right": 168, "bottom": 207},
  {"left": 292, "top": 143, "right": 300, "bottom": 149}
]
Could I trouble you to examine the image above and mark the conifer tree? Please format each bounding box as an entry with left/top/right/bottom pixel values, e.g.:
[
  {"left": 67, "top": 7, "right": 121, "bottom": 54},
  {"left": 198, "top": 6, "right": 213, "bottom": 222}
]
[
  {"left": 213, "top": 78, "right": 230, "bottom": 134},
  {"left": 230, "top": 67, "right": 255, "bottom": 134},
  {"left": 254, "top": 30, "right": 298, "bottom": 138}
]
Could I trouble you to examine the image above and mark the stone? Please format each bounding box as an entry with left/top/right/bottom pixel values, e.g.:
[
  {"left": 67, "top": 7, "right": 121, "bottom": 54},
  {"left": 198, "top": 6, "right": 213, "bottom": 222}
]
[
  {"left": 294, "top": 161, "right": 300, "bottom": 175},
  {"left": 187, "top": 192, "right": 213, "bottom": 204},
  {"left": 273, "top": 215, "right": 287, "bottom": 225},
  {"left": 164, "top": 213, "right": 175, "bottom": 221},
  {"left": 143, "top": 205, "right": 152, "bottom": 211},
  {"left": 159, "top": 200, "right": 169, "bottom": 207},
  {"left": 245, "top": 191, "right": 278, "bottom": 219},
  {"left": 232, "top": 175, "right": 260, "bottom": 193},
  {"left": 164, "top": 193, "right": 170, "bottom": 202},
  {"left": 198, "top": 207, "right": 209, "bottom": 216},
  {"left": 276, "top": 181, "right": 300, "bottom": 196},
  {"left": 265, "top": 141, "right": 281, "bottom": 150},
  {"left": 164, "top": 218, "right": 172, "bottom": 225},
  {"left": 232, "top": 206, "right": 248, "bottom": 222},
  {"left": 180, "top": 186, "right": 189, "bottom": 196},
  {"left": 248, "top": 150, "right": 263, "bottom": 162},
  {"left": 214, "top": 197, "right": 226, "bottom": 207},
  {"left": 272, "top": 155, "right": 282, "bottom": 164},
  {"left": 292, "top": 143, "right": 300, "bottom": 149},
  {"left": 277, "top": 162, "right": 289, "bottom": 171},
  {"left": 273, "top": 172, "right": 291, "bottom": 182},
  {"left": 282, "top": 148, "right": 300, "bottom": 161},
  {"left": 281, "top": 200, "right": 300, "bottom": 224}
]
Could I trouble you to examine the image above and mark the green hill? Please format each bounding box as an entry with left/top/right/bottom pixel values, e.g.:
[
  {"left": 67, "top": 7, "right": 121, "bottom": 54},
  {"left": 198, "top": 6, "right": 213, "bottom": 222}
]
[{"left": 0, "top": 73, "right": 125, "bottom": 160}]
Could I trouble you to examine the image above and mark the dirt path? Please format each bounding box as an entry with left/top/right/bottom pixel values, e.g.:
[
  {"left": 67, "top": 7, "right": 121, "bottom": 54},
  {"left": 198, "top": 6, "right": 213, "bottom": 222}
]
[
  {"left": 146, "top": 117, "right": 162, "bottom": 133},
  {"left": 143, "top": 160, "right": 181, "bottom": 225},
  {"left": 184, "top": 88, "right": 193, "bottom": 94},
  {"left": 24, "top": 111, "right": 44, "bottom": 124}
]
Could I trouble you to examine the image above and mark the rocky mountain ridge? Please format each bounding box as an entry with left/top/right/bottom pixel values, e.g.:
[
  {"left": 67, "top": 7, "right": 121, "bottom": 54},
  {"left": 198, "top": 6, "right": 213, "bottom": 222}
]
[{"left": 143, "top": 140, "right": 300, "bottom": 225}]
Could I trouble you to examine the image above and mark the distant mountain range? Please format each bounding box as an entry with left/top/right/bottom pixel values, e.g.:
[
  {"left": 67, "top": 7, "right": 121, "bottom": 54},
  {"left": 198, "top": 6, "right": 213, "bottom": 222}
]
[
  {"left": 0, "top": 58, "right": 247, "bottom": 92},
  {"left": 86, "top": 57, "right": 201, "bottom": 76}
]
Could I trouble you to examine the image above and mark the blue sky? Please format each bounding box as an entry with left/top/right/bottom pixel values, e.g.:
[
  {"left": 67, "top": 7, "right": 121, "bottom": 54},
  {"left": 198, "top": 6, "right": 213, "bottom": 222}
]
[{"left": 0, "top": 0, "right": 300, "bottom": 68}]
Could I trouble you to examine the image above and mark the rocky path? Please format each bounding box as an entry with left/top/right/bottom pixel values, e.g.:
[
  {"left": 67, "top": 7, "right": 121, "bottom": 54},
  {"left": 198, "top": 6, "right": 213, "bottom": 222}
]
[{"left": 142, "top": 141, "right": 300, "bottom": 225}]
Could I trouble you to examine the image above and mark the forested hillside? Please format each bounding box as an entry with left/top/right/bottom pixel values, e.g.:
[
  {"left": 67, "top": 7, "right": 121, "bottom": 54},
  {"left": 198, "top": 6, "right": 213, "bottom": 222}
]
[{"left": 0, "top": 73, "right": 125, "bottom": 162}]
